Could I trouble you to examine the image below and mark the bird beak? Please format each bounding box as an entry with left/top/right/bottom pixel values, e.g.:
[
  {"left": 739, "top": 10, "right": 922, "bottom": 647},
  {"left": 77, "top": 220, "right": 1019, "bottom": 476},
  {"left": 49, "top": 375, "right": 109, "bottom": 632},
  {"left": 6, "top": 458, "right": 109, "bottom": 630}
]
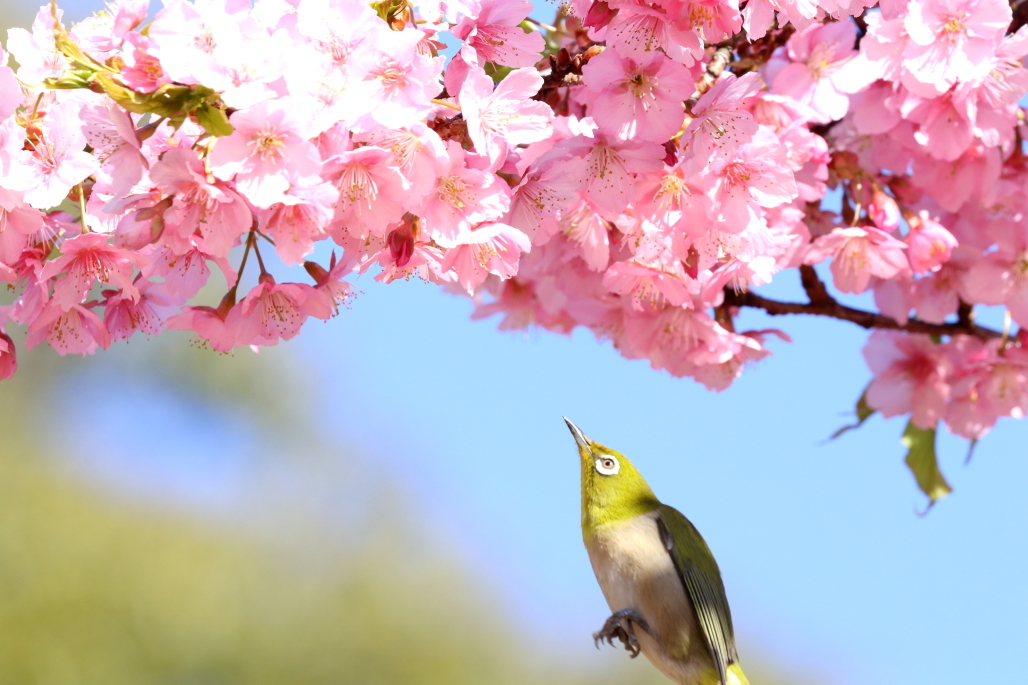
[{"left": 563, "top": 417, "right": 592, "bottom": 450}]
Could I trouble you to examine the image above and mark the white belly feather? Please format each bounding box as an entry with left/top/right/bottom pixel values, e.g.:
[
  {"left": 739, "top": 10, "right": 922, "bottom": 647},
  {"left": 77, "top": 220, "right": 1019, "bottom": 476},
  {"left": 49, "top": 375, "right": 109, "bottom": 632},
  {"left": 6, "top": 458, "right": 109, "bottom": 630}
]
[{"left": 585, "top": 511, "right": 714, "bottom": 685}]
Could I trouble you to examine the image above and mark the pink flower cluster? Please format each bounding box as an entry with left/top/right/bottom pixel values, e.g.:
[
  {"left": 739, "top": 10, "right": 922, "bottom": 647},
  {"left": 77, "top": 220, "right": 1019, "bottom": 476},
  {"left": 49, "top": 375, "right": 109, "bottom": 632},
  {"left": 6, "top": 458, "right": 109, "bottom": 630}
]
[
  {"left": 865, "top": 330, "right": 1028, "bottom": 440},
  {"left": 0, "top": 0, "right": 1027, "bottom": 451}
]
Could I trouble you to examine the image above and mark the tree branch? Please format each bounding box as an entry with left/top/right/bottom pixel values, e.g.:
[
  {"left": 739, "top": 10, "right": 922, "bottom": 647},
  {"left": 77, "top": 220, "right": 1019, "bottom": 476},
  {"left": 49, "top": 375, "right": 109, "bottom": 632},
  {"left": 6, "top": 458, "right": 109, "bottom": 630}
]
[{"left": 723, "top": 273, "right": 1003, "bottom": 341}]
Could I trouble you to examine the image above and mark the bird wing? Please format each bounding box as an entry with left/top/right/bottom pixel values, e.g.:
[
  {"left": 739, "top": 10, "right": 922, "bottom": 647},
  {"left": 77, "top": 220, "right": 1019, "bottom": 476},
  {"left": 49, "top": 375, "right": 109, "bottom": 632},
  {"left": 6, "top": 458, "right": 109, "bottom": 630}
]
[{"left": 656, "top": 504, "right": 737, "bottom": 685}]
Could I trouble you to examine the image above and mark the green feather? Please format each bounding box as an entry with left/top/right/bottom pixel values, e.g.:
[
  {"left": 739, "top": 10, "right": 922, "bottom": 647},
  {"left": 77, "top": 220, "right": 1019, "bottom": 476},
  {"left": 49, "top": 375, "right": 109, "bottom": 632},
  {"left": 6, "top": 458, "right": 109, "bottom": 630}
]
[{"left": 657, "top": 505, "right": 737, "bottom": 685}]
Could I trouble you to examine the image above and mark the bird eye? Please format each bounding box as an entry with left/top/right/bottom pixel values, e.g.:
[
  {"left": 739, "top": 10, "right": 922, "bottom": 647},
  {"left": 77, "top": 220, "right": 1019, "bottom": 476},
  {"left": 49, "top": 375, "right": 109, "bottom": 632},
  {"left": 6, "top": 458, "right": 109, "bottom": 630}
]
[{"left": 595, "top": 456, "right": 620, "bottom": 475}]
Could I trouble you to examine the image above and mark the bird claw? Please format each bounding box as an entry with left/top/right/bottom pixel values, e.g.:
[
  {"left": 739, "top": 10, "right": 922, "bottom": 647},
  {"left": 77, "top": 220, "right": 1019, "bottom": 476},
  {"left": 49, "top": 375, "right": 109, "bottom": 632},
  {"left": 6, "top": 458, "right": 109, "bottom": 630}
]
[{"left": 592, "top": 609, "right": 649, "bottom": 659}]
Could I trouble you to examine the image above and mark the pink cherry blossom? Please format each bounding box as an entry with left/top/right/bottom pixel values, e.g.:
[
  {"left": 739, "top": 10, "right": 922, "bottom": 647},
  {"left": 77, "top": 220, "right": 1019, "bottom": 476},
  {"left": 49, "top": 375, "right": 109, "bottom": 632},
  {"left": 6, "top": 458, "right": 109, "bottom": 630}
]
[
  {"left": 81, "top": 102, "right": 146, "bottom": 200},
  {"left": 70, "top": 0, "right": 148, "bottom": 55},
  {"left": 702, "top": 127, "right": 798, "bottom": 231},
  {"left": 505, "top": 159, "right": 582, "bottom": 244},
  {"left": 6, "top": 7, "right": 70, "bottom": 86},
  {"left": 38, "top": 233, "right": 144, "bottom": 310},
  {"left": 447, "top": 0, "right": 544, "bottom": 93},
  {"left": 150, "top": 148, "right": 252, "bottom": 258},
  {"left": 21, "top": 102, "right": 99, "bottom": 210},
  {"left": 350, "top": 27, "right": 443, "bottom": 129},
  {"left": 440, "top": 222, "right": 531, "bottom": 293},
  {"left": 912, "top": 259, "right": 966, "bottom": 323},
  {"left": 327, "top": 146, "right": 409, "bottom": 240},
  {"left": 574, "top": 135, "right": 665, "bottom": 214},
  {"left": 692, "top": 330, "right": 778, "bottom": 392},
  {"left": 153, "top": 241, "right": 237, "bottom": 300},
  {"left": 460, "top": 67, "right": 554, "bottom": 168},
  {"left": 962, "top": 219, "right": 1028, "bottom": 326},
  {"left": 560, "top": 201, "right": 612, "bottom": 272},
  {"left": 119, "top": 32, "right": 170, "bottom": 93},
  {"left": 685, "top": 72, "right": 761, "bottom": 158},
  {"left": 906, "top": 213, "right": 958, "bottom": 273},
  {"left": 1, "top": 0, "right": 1027, "bottom": 450},
  {"left": 863, "top": 330, "right": 952, "bottom": 429},
  {"left": 164, "top": 290, "right": 238, "bottom": 353},
  {"left": 25, "top": 301, "right": 111, "bottom": 356},
  {"left": 805, "top": 226, "right": 909, "bottom": 294},
  {"left": 768, "top": 21, "right": 858, "bottom": 123},
  {"left": 103, "top": 280, "right": 180, "bottom": 342},
  {"left": 146, "top": 0, "right": 249, "bottom": 88},
  {"left": 209, "top": 99, "right": 323, "bottom": 208},
  {"left": 420, "top": 142, "right": 510, "bottom": 246},
  {"left": 602, "top": 260, "right": 693, "bottom": 311},
  {"left": 0, "top": 48, "right": 20, "bottom": 122},
  {"left": 903, "top": 0, "right": 1011, "bottom": 94},
  {"left": 228, "top": 273, "right": 334, "bottom": 346},
  {"left": 259, "top": 182, "right": 336, "bottom": 266},
  {"left": 0, "top": 330, "right": 16, "bottom": 380},
  {"left": 582, "top": 49, "right": 693, "bottom": 143},
  {"left": 946, "top": 338, "right": 1028, "bottom": 439},
  {"left": 305, "top": 252, "right": 355, "bottom": 314},
  {"left": 685, "top": 0, "right": 743, "bottom": 44},
  {"left": 605, "top": 5, "right": 703, "bottom": 67},
  {"left": 0, "top": 189, "right": 44, "bottom": 265}
]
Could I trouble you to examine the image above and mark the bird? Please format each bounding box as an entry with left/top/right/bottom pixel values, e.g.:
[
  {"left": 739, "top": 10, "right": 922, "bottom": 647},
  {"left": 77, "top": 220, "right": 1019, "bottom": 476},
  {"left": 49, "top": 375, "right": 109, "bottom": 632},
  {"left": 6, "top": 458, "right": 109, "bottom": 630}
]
[{"left": 564, "top": 417, "right": 749, "bottom": 685}]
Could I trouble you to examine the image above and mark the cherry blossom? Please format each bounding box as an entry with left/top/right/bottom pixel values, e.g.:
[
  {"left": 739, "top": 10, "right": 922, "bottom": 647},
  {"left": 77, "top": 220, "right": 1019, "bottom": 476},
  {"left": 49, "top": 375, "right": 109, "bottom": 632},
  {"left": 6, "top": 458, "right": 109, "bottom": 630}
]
[
  {"left": 446, "top": 0, "right": 544, "bottom": 93},
  {"left": 864, "top": 330, "right": 952, "bottom": 429},
  {"left": 209, "top": 98, "right": 323, "bottom": 208},
  {"left": 805, "top": 226, "right": 909, "bottom": 294},
  {"left": 22, "top": 102, "right": 99, "bottom": 210},
  {"left": 459, "top": 67, "right": 554, "bottom": 168},
  {"left": 582, "top": 49, "right": 693, "bottom": 143},
  {"left": 1, "top": 0, "right": 1028, "bottom": 485},
  {"left": 229, "top": 273, "right": 334, "bottom": 346},
  {"left": 440, "top": 222, "right": 531, "bottom": 293},
  {"left": 38, "top": 232, "right": 143, "bottom": 310},
  {"left": 25, "top": 300, "right": 111, "bottom": 356},
  {"left": 767, "top": 21, "right": 858, "bottom": 123},
  {"left": 0, "top": 330, "right": 16, "bottom": 380}
]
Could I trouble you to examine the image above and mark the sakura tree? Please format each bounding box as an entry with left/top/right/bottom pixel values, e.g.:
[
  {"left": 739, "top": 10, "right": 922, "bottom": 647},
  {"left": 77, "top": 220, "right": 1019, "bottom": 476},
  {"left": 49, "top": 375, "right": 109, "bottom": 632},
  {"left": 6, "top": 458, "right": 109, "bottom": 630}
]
[{"left": 2, "top": 0, "right": 1027, "bottom": 507}]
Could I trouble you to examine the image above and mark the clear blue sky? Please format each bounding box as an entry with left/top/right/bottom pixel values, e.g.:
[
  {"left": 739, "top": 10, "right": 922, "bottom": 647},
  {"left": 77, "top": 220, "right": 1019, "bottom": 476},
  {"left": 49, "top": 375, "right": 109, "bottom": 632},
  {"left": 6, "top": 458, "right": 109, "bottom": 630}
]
[{"left": 33, "top": 2, "right": 1028, "bottom": 683}]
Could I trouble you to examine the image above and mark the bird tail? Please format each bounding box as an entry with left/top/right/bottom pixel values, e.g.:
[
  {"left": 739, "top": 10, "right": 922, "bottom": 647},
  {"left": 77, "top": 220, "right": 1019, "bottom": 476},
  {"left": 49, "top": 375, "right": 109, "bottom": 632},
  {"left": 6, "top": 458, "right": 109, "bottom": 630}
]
[
  {"left": 700, "top": 663, "right": 750, "bottom": 685},
  {"left": 727, "top": 663, "right": 750, "bottom": 685}
]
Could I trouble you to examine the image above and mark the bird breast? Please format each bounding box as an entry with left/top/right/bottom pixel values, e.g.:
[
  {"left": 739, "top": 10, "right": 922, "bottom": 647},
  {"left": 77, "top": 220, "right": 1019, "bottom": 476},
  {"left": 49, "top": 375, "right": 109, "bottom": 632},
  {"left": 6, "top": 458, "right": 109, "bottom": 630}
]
[{"left": 585, "top": 510, "right": 712, "bottom": 684}]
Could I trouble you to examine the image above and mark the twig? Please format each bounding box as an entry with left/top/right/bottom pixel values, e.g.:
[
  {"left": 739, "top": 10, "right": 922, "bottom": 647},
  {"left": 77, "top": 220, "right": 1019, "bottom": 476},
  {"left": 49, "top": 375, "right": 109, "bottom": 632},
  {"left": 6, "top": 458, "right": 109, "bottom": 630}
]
[{"left": 690, "top": 46, "right": 732, "bottom": 100}]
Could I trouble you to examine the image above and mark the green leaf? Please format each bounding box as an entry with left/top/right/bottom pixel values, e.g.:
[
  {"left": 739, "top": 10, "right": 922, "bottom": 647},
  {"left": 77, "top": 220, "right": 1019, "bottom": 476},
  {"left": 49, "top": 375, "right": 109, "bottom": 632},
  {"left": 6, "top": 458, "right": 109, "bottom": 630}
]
[
  {"left": 901, "top": 422, "right": 951, "bottom": 510},
  {"left": 43, "top": 70, "right": 96, "bottom": 90},
  {"left": 830, "top": 385, "right": 876, "bottom": 439},
  {"left": 483, "top": 62, "right": 514, "bottom": 83},
  {"left": 194, "top": 102, "right": 234, "bottom": 137}
]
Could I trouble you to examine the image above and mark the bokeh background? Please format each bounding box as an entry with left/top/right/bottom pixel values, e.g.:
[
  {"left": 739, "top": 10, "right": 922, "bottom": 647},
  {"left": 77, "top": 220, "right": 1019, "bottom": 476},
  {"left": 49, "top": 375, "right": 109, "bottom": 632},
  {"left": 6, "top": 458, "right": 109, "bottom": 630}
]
[{"left": 2, "top": 2, "right": 1027, "bottom": 685}]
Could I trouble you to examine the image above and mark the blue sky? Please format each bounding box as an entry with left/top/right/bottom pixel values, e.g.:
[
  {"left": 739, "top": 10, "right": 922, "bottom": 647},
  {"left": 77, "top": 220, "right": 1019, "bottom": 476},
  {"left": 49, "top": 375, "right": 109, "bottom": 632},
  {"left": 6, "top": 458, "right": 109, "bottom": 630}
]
[
  {"left": 60, "top": 264, "right": 1028, "bottom": 685},
  {"left": 29, "top": 2, "right": 1028, "bottom": 683}
]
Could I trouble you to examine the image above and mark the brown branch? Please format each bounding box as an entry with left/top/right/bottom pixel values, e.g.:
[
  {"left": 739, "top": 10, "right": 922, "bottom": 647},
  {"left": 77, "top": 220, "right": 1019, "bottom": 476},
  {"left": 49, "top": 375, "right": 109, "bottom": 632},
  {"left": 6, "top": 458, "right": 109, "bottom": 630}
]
[
  {"left": 1011, "top": 0, "right": 1028, "bottom": 34},
  {"left": 691, "top": 46, "right": 732, "bottom": 99},
  {"left": 723, "top": 287, "right": 1002, "bottom": 341},
  {"left": 723, "top": 267, "right": 1001, "bottom": 339},
  {"left": 799, "top": 264, "right": 833, "bottom": 305}
]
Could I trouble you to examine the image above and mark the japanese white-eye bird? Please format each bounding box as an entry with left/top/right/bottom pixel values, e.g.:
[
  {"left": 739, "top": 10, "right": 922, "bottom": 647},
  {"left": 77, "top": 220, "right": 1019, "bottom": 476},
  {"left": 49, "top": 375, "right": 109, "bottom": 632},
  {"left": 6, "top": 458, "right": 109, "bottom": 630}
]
[{"left": 564, "top": 418, "right": 749, "bottom": 685}]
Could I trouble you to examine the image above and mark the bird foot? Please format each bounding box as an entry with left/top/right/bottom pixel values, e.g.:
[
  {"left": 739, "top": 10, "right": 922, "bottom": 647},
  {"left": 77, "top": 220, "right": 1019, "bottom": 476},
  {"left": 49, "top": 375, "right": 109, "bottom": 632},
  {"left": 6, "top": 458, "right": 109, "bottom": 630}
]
[{"left": 592, "top": 608, "right": 649, "bottom": 659}]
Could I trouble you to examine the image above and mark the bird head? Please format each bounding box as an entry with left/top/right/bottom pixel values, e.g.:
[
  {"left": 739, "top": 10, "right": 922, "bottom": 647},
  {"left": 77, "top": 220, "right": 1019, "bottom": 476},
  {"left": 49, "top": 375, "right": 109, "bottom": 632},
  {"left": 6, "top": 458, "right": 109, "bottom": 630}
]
[{"left": 564, "top": 418, "right": 660, "bottom": 533}]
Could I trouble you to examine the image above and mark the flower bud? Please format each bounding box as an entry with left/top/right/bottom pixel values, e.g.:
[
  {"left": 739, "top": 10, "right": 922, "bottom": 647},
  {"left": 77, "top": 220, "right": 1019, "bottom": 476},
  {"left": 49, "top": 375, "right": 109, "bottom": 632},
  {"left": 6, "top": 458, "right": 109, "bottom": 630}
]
[{"left": 0, "top": 330, "right": 17, "bottom": 380}]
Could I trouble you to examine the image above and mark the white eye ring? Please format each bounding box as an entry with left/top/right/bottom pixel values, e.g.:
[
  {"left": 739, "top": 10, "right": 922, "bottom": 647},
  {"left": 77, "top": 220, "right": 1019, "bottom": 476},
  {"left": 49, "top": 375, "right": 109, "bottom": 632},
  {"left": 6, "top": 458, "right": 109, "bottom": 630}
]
[{"left": 595, "top": 456, "right": 620, "bottom": 475}]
